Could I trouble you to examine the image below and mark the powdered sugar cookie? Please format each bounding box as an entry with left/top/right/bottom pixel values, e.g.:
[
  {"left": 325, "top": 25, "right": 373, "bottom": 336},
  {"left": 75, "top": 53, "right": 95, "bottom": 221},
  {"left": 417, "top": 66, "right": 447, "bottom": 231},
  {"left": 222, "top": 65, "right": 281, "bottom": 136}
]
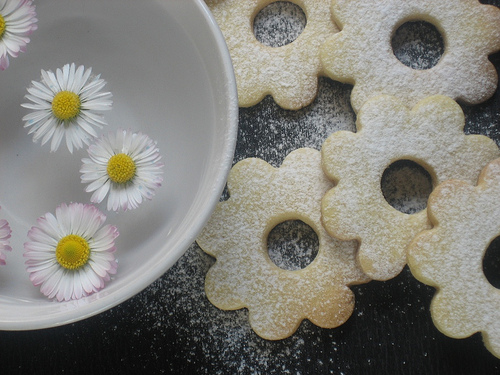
[
  {"left": 407, "top": 158, "right": 500, "bottom": 359},
  {"left": 320, "top": 0, "right": 500, "bottom": 113},
  {"left": 206, "top": 0, "right": 338, "bottom": 110},
  {"left": 196, "top": 148, "right": 369, "bottom": 340},
  {"left": 321, "top": 95, "right": 500, "bottom": 281}
]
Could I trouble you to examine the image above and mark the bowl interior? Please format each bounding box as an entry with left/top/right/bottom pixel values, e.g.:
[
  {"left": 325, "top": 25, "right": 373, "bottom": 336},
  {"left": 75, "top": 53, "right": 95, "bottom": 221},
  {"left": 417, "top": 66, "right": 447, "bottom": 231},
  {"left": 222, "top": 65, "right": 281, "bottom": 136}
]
[{"left": 0, "top": 0, "right": 237, "bottom": 329}]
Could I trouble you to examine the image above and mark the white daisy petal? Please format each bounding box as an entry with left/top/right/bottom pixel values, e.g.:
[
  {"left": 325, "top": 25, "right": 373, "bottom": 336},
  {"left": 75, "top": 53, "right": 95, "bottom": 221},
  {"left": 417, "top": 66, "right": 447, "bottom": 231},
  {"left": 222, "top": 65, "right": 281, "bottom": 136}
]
[
  {"left": 80, "top": 169, "right": 105, "bottom": 182},
  {"left": 80, "top": 110, "right": 108, "bottom": 128},
  {"left": 69, "top": 64, "right": 82, "bottom": 91},
  {"left": 43, "top": 69, "right": 60, "bottom": 92},
  {"left": 75, "top": 116, "right": 100, "bottom": 138},
  {"left": 75, "top": 65, "right": 92, "bottom": 93},
  {"left": 56, "top": 66, "right": 66, "bottom": 91},
  {"left": 72, "top": 271, "right": 83, "bottom": 300},
  {"left": 24, "top": 203, "right": 118, "bottom": 301},
  {"left": 23, "top": 93, "right": 49, "bottom": 106},
  {"left": 22, "top": 108, "right": 51, "bottom": 123},
  {"left": 91, "top": 182, "right": 111, "bottom": 205},
  {"left": 29, "top": 264, "right": 58, "bottom": 286},
  {"left": 88, "top": 259, "right": 109, "bottom": 278},
  {"left": 50, "top": 125, "right": 65, "bottom": 153},
  {"left": 21, "top": 63, "right": 112, "bottom": 152},
  {"left": 25, "top": 87, "right": 52, "bottom": 102},
  {"left": 85, "top": 174, "right": 109, "bottom": 191},
  {"left": 38, "top": 213, "right": 63, "bottom": 239},
  {"left": 67, "top": 62, "right": 76, "bottom": 88},
  {"left": 80, "top": 78, "right": 107, "bottom": 98},
  {"left": 20, "top": 102, "right": 48, "bottom": 111},
  {"left": 30, "top": 79, "right": 53, "bottom": 97},
  {"left": 79, "top": 269, "right": 95, "bottom": 294},
  {"left": 82, "top": 100, "right": 113, "bottom": 112},
  {"left": 60, "top": 275, "right": 73, "bottom": 300},
  {"left": 25, "top": 257, "right": 55, "bottom": 272},
  {"left": 40, "top": 121, "right": 58, "bottom": 146},
  {"left": 40, "top": 266, "right": 64, "bottom": 297},
  {"left": 65, "top": 130, "right": 75, "bottom": 153},
  {"left": 1, "top": 0, "right": 18, "bottom": 16},
  {"left": 24, "top": 241, "right": 53, "bottom": 253},
  {"left": 92, "top": 225, "right": 119, "bottom": 249},
  {"left": 26, "top": 227, "right": 57, "bottom": 248},
  {"left": 30, "top": 117, "right": 56, "bottom": 140},
  {"left": 106, "top": 189, "right": 120, "bottom": 212}
]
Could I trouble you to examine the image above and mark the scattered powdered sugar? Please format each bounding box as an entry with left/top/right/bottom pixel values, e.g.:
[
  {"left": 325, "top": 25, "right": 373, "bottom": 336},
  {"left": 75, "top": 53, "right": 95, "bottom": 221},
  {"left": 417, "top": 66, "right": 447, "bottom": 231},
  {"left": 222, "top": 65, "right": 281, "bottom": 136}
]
[
  {"left": 267, "top": 219, "right": 319, "bottom": 271},
  {"left": 391, "top": 20, "right": 444, "bottom": 71},
  {"left": 254, "top": 1, "right": 307, "bottom": 48},
  {"left": 235, "top": 78, "right": 356, "bottom": 167},
  {"left": 380, "top": 160, "right": 433, "bottom": 215}
]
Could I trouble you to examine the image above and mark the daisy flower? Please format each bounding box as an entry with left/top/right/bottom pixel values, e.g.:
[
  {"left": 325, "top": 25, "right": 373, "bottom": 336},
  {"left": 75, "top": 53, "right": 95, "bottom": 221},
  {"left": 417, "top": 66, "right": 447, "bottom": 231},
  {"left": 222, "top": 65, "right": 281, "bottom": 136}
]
[
  {"left": 80, "top": 129, "right": 164, "bottom": 212},
  {"left": 0, "top": 0, "right": 38, "bottom": 70},
  {"left": 21, "top": 63, "right": 113, "bottom": 153},
  {"left": 24, "top": 202, "right": 119, "bottom": 301},
  {"left": 0, "top": 214, "right": 12, "bottom": 266}
]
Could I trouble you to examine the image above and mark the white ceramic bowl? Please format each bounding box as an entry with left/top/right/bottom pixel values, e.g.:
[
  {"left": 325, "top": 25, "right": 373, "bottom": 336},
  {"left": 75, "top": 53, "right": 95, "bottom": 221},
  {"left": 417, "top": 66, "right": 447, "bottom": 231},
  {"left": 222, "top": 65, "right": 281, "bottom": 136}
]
[{"left": 0, "top": 0, "right": 237, "bottom": 330}]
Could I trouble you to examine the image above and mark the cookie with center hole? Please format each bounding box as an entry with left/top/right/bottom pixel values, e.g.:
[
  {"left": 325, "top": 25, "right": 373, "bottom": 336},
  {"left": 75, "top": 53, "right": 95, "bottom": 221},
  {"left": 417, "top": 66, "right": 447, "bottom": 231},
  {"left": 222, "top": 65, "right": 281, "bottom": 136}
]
[
  {"left": 197, "top": 148, "right": 369, "bottom": 340},
  {"left": 206, "top": 0, "right": 338, "bottom": 110},
  {"left": 320, "top": 0, "right": 500, "bottom": 113}
]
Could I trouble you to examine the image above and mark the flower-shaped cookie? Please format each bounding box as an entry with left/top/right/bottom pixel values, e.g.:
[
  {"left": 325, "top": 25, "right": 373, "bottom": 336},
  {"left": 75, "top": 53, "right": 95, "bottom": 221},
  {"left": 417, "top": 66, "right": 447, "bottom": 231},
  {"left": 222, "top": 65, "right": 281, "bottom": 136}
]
[
  {"left": 196, "top": 148, "right": 369, "bottom": 340},
  {"left": 206, "top": 0, "right": 338, "bottom": 110},
  {"left": 320, "top": 0, "right": 500, "bottom": 113},
  {"left": 407, "top": 158, "right": 500, "bottom": 359},
  {"left": 321, "top": 95, "right": 500, "bottom": 281}
]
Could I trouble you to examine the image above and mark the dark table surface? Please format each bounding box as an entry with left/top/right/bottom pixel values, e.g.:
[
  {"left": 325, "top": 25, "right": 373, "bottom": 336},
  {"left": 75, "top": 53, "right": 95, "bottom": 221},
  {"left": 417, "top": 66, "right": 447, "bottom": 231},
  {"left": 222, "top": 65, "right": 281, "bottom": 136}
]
[{"left": 3, "top": 1, "right": 500, "bottom": 374}]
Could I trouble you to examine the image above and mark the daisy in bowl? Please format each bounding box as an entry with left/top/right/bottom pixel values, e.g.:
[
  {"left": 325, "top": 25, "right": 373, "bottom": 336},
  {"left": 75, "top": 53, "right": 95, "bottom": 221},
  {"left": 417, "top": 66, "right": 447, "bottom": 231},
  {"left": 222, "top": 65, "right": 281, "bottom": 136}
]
[
  {"left": 0, "top": 0, "right": 37, "bottom": 70},
  {"left": 80, "top": 129, "right": 164, "bottom": 212},
  {"left": 21, "top": 63, "right": 113, "bottom": 153},
  {"left": 24, "top": 202, "right": 119, "bottom": 301}
]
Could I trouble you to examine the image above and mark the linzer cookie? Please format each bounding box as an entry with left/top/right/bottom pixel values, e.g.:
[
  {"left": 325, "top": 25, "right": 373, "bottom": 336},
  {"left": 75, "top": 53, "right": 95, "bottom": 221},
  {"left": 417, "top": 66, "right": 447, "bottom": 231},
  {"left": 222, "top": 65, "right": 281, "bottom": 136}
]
[
  {"left": 205, "top": 0, "right": 338, "bottom": 110},
  {"left": 408, "top": 158, "right": 500, "bottom": 359},
  {"left": 321, "top": 95, "right": 500, "bottom": 281},
  {"left": 196, "top": 148, "right": 369, "bottom": 340},
  {"left": 320, "top": 0, "right": 500, "bottom": 113}
]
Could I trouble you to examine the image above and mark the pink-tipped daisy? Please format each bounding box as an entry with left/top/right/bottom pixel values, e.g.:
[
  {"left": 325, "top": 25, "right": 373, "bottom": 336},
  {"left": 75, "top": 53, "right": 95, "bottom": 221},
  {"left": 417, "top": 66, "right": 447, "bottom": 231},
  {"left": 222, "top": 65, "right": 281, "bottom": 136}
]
[
  {"left": 80, "top": 129, "right": 164, "bottom": 212},
  {"left": 0, "top": 214, "right": 12, "bottom": 266},
  {"left": 0, "top": 0, "right": 38, "bottom": 70},
  {"left": 21, "top": 63, "right": 113, "bottom": 153},
  {"left": 24, "top": 202, "right": 119, "bottom": 301}
]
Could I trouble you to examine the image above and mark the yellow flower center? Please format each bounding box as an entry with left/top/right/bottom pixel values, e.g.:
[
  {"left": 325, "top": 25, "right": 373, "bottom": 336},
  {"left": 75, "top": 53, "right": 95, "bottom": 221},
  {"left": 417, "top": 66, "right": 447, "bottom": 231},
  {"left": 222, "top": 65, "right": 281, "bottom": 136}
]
[
  {"left": 55, "top": 234, "right": 90, "bottom": 270},
  {"left": 51, "top": 91, "right": 81, "bottom": 121},
  {"left": 0, "top": 14, "right": 5, "bottom": 38},
  {"left": 107, "top": 153, "right": 136, "bottom": 184}
]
